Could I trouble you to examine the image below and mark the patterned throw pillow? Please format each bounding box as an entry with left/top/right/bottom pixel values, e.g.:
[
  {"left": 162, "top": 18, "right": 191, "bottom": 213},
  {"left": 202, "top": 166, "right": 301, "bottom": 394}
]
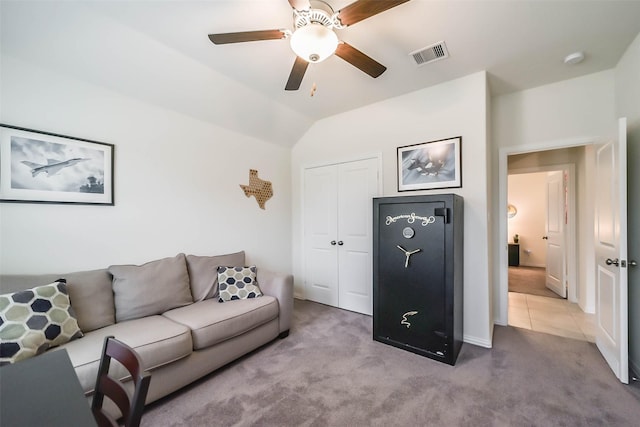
[
  {"left": 0, "top": 281, "right": 83, "bottom": 365},
  {"left": 217, "top": 266, "right": 262, "bottom": 302}
]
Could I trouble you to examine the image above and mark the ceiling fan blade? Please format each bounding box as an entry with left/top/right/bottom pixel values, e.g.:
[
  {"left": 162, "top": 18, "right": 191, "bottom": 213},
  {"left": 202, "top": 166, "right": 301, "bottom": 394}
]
[
  {"left": 285, "top": 56, "right": 309, "bottom": 91},
  {"left": 337, "top": 0, "right": 410, "bottom": 26},
  {"left": 335, "top": 42, "right": 386, "bottom": 78},
  {"left": 208, "top": 30, "right": 287, "bottom": 45},
  {"left": 288, "top": 0, "right": 311, "bottom": 11}
]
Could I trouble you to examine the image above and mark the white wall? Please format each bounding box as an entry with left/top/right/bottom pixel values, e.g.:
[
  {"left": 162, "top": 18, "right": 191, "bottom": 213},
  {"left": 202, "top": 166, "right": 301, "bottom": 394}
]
[
  {"left": 507, "top": 172, "right": 547, "bottom": 267},
  {"left": 0, "top": 56, "right": 292, "bottom": 275},
  {"left": 292, "top": 72, "right": 493, "bottom": 347},
  {"left": 492, "top": 70, "right": 616, "bottom": 147},
  {"left": 615, "top": 32, "right": 640, "bottom": 377},
  {"left": 492, "top": 70, "right": 616, "bottom": 324}
]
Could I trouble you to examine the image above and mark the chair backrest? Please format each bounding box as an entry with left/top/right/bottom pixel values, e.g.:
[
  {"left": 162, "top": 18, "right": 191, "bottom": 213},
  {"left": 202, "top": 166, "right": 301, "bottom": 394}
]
[{"left": 91, "top": 336, "right": 151, "bottom": 427}]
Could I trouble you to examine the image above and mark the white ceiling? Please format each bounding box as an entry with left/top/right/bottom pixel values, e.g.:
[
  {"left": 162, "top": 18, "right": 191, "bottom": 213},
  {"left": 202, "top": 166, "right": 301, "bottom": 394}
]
[{"left": 2, "top": 1, "right": 640, "bottom": 146}]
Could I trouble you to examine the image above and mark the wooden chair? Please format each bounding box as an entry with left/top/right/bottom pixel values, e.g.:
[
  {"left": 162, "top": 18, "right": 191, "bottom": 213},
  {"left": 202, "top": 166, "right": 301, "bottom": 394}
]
[{"left": 91, "top": 336, "right": 151, "bottom": 427}]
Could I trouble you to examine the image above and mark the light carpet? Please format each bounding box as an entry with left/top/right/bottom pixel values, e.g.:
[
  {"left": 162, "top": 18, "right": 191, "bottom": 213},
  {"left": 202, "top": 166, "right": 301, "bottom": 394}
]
[
  {"left": 509, "top": 266, "right": 561, "bottom": 299},
  {"left": 141, "top": 299, "right": 640, "bottom": 426}
]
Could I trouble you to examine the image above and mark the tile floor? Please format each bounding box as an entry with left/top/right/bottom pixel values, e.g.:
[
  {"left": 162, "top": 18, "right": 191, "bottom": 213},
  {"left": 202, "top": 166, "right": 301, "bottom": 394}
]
[{"left": 508, "top": 292, "right": 596, "bottom": 342}]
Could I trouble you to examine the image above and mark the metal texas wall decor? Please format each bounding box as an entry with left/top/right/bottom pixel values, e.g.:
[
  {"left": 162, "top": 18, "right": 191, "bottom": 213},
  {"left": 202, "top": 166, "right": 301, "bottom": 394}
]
[{"left": 239, "top": 169, "right": 273, "bottom": 210}]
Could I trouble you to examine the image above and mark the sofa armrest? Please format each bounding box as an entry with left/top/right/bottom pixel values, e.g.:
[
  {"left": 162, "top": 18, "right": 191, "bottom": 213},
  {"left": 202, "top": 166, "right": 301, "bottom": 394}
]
[{"left": 256, "top": 269, "right": 293, "bottom": 335}]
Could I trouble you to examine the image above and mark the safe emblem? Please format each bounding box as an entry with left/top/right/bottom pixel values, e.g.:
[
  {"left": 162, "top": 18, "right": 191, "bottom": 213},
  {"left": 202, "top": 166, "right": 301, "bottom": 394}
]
[{"left": 401, "top": 311, "right": 418, "bottom": 328}]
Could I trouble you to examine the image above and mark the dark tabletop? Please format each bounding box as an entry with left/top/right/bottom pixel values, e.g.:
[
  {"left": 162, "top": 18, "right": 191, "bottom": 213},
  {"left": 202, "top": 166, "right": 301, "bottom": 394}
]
[{"left": 0, "top": 348, "right": 97, "bottom": 427}]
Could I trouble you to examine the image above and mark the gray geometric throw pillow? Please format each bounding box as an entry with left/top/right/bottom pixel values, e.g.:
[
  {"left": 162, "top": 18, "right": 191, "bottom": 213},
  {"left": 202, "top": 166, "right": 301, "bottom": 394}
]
[
  {"left": 217, "top": 266, "right": 262, "bottom": 302},
  {"left": 0, "top": 280, "right": 83, "bottom": 365}
]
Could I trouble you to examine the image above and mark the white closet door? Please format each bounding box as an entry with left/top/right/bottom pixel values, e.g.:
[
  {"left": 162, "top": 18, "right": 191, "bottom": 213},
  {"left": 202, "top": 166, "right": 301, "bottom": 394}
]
[
  {"left": 337, "top": 158, "right": 379, "bottom": 315},
  {"left": 303, "top": 157, "right": 380, "bottom": 315},
  {"left": 303, "top": 165, "right": 339, "bottom": 307}
]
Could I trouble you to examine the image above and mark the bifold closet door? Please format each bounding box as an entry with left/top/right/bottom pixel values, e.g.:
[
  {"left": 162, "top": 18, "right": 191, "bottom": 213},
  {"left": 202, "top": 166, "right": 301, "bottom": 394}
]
[
  {"left": 337, "top": 159, "right": 379, "bottom": 315},
  {"left": 304, "top": 165, "right": 340, "bottom": 308},
  {"left": 303, "top": 158, "right": 379, "bottom": 315}
]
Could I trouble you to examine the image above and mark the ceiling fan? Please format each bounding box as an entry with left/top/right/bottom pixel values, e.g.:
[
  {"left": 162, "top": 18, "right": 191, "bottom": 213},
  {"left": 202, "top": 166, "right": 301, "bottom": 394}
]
[{"left": 208, "top": 0, "right": 410, "bottom": 91}]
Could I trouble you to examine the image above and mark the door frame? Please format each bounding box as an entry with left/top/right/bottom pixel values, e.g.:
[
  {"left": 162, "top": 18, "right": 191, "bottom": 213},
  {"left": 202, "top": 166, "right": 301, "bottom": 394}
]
[
  {"left": 508, "top": 165, "right": 576, "bottom": 301},
  {"left": 300, "top": 152, "right": 383, "bottom": 301},
  {"left": 497, "top": 137, "right": 599, "bottom": 326}
]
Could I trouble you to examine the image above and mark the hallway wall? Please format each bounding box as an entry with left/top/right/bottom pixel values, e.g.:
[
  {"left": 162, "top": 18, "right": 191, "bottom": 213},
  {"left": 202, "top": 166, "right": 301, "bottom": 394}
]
[{"left": 507, "top": 172, "right": 547, "bottom": 267}]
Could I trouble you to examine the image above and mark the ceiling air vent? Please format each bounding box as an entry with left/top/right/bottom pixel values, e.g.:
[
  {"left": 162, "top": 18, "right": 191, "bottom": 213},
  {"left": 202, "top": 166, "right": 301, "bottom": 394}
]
[{"left": 410, "top": 41, "right": 449, "bottom": 66}]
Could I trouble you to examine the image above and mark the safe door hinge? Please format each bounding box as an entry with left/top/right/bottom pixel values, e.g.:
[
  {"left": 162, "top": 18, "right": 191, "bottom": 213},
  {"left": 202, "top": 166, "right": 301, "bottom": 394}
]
[{"left": 434, "top": 207, "right": 450, "bottom": 223}]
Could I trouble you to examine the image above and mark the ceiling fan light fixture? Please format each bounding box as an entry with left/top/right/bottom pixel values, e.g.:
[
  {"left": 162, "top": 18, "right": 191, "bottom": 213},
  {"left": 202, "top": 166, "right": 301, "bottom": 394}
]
[{"left": 290, "top": 23, "right": 338, "bottom": 63}]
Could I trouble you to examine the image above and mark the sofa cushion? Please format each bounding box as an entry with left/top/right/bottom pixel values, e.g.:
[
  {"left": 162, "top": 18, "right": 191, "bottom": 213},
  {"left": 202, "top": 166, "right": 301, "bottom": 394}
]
[
  {"left": 0, "top": 270, "right": 115, "bottom": 333},
  {"left": 64, "top": 269, "right": 115, "bottom": 332},
  {"left": 0, "top": 281, "right": 83, "bottom": 365},
  {"left": 162, "top": 296, "right": 278, "bottom": 350},
  {"left": 109, "top": 254, "right": 193, "bottom": 322},
  {"left": 186, "top": 251, "right": 245, "bottom": 301},
  {"left": 217, "top": 266, "right": 262, "bottom": 302},
  {"left": 57, "top": 315, "right": 192, "bottom": 394}
]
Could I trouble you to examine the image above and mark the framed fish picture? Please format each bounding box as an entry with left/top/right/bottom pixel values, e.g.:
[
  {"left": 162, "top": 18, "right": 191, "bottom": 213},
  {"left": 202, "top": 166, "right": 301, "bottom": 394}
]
[
  {"left": 397, "top": 136, "right": 461, "bottom": 192},
  {"left": 0, "top": 124, "right": 114, "bottom": 205}
]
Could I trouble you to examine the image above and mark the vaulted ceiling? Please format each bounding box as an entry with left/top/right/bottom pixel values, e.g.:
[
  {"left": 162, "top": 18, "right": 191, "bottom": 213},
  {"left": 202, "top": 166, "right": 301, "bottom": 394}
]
[{"left": 2, "top": 1, "right": 639, "bottom": 146}]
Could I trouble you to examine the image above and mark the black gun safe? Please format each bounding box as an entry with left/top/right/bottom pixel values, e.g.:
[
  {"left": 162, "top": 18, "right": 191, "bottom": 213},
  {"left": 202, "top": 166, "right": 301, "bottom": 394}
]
[{"left": 373, "top": 194, "right": 463, "bottom": 365}]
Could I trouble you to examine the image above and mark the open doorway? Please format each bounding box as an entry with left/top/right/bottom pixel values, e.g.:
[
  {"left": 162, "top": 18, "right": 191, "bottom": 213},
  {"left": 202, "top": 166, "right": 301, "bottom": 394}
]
[
  {"left": 498, "top": 122, "right": 629, "bottom": 383},
  {"left": 504, "top": 148, "right": 595, "bottom": 342},
  {"left": 507, "top": 168, "right": 572, "bottom": 300}
]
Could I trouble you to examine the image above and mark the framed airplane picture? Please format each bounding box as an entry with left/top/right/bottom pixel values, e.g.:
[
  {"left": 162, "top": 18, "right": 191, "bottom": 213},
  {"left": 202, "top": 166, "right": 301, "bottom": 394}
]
[
  {"left": 0, "top": 124, "right": 114, "bottom": 205},
  {"left": 397, "top": 136, "right": 462, "bottom": 192}
]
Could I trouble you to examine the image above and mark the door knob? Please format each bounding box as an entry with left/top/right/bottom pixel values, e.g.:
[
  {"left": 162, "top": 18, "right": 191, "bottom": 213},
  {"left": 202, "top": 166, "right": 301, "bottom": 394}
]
[
  {"left": 630, "top": 260, "right": 638, "bottom": 267},
  {"left": 338, "top": 241, "right": 344, "bottom": 246},
  {"left": 330, "top": 240, "right": 337, "bottom": 246},
  {"left": 542, "top": 236, "right": 548, "bottom": 240},
  {"left": 606, "top": 258, "right": 620, "bottom": 267}
]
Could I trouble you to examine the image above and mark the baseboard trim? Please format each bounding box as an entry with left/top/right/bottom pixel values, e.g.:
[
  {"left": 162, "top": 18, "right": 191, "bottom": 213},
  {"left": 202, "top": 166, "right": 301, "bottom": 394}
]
[
  {"left": 463, "top": 334, "right": 492, "bottom": 348},
  {"left": 493, "top": 317, "right": 507, "bottom": 327}
]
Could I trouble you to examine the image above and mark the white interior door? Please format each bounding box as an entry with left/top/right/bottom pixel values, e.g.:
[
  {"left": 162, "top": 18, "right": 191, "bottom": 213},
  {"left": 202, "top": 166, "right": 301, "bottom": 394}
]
[
  {"left": 545, "top": 170, "right": 566, "bottom": 297},
  {"left": 337, "top": 158, "right": 379, "bottom": 315},
  {"left": 594, "top": 118, "right": 628, "bottom": 383},
  {"left": 303, "top": 157, "right": 380, "bottom": 315},
  {"left": 303, "top": 165, "right": 339, "bottom": 307}
]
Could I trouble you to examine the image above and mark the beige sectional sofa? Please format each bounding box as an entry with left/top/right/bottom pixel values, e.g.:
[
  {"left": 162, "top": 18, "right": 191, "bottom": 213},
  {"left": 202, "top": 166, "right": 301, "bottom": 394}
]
[{"left": 0, "top": 251, "right": 293, "bottom": 416}]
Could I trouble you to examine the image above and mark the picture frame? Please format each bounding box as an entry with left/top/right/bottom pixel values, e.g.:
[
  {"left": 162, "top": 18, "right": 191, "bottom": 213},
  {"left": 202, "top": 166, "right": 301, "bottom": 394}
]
[
  {"left": 397, "top": 136, "right": 462, "bottom": 192},
  {"left": 0, "top": 124, "right": 114, "bottom": 205}
]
